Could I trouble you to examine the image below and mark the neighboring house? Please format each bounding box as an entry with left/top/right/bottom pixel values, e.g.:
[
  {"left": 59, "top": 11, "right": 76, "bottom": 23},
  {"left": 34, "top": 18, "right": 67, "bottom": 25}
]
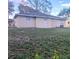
[
  {"left": 13, "top": 6, "right": 69, "bottom": 28},
  {"left": 8, "top": 19, "right": 15, "bottom": 27}
]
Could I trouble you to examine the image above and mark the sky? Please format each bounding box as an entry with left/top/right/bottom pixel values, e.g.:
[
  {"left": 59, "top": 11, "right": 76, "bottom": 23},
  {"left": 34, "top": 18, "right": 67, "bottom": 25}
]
[
  {"left": 9, "top": 0, "right": 70, "bottom": 18},
  {"left": 50, "top": 0, "right": 70, "bottom": 16}
]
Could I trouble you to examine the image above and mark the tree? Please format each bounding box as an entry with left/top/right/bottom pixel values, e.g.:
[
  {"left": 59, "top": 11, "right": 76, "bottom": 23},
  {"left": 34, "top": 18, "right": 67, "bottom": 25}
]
[
  {"left": 18, "top": 4, "right": 25, "bottom": 14},
  {"left": 19, "top": 0, "right": 52, "bottom": 14},
  {"left": 58, "top": 8, "right": 70, "bottom": 17},
  {"left": 28, "top": 0, "right": 52, "bottom": 14},
  {"left": 8, "top": 1, "right": 14, "bottom": 15}
]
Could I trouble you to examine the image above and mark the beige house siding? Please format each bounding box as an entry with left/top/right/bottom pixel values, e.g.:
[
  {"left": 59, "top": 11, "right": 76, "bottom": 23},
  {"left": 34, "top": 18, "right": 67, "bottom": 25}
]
[
  {"left": 64, "top": 19, "right": 70, "bottom": 27},
  {"left": 64, "top": 17, "right": 70, "bottom": 27},
  {"left": 51, "top": 20, "right": 64, "bottom": 28},
  {"left": 15, "top": 16, "right": 36, "bottom": 28},
  {"left": 35, "top": 18, "right": 65, "bottom": 28},
  {"left": 36, "top": 18, "right": 52, "bottom": 28},
  {"left": 14, "top": 16, "right": 65, "bottom": 28}
]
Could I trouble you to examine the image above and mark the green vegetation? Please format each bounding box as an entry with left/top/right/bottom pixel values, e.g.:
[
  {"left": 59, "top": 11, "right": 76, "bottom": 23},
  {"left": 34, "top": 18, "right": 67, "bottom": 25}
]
[{"left": 8, "top": 28, "right": 70, "bottom": 59}]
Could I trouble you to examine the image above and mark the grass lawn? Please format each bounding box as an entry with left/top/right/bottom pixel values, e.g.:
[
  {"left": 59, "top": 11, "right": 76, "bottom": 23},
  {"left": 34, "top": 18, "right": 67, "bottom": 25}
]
[{"left": 8, "top": 28, "right": 70, "bottom": 59}]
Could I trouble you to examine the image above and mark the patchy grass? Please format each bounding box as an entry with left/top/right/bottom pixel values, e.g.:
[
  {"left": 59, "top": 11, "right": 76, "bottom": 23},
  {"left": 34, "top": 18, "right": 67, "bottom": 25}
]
[{"left": 8, "top": 28, "right": 70, "bottom": 59}]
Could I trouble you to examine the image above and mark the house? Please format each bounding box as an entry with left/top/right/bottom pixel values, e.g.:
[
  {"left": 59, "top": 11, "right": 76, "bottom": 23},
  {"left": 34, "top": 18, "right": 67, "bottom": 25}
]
[
  {"left": 14, "top": 6, "right": 69, "bottom": 28},
  {"left": 8, "top": 19, "right": 15, "bottom": 27}
]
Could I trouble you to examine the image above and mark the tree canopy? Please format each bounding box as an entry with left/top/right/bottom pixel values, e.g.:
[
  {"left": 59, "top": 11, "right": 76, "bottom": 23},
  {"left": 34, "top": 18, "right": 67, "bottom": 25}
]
[
  {"left": 8, "top": 1, "right": 14, "bottom": 15},
  {"left": 19, "top": 0, "right": 52, "bottom": 14},
  {"left": 58, "top": 8, "right": 70, "bottom": 17}
]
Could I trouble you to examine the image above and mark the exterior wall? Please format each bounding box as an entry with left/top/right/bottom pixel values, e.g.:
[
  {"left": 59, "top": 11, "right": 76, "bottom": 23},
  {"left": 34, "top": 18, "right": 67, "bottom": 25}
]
[
  {"left": 51, "top": 20, "right": 65, "bottom": 28},
  {"left": 36, "top": 18, "right": 65, "bottom": 28},
  {"left": 15, "top": 16, "right": 36, "bottom": 28},
  {"left": 64, "top": 17, "right": 70, "bottom": 27},
  {"left": 15, "top": 16, "right": 65, "bottom": 28},
  {"left": 64, "top": 19, "right": 70, "bottom": 27},
  {"left": 36, "top": 18, "right": 52, "bottom": 28}
]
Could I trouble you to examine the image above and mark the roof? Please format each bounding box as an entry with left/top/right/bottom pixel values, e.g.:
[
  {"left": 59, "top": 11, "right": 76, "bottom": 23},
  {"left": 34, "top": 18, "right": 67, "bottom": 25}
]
[{"left": 14, "top": 6, "right": 67, "bottom": 20}]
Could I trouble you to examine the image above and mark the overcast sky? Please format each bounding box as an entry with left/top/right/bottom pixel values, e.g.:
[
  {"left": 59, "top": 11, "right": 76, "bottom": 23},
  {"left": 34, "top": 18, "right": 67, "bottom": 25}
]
[{"left": 9, "top": 0, "right": 70, "bottom": 18}]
